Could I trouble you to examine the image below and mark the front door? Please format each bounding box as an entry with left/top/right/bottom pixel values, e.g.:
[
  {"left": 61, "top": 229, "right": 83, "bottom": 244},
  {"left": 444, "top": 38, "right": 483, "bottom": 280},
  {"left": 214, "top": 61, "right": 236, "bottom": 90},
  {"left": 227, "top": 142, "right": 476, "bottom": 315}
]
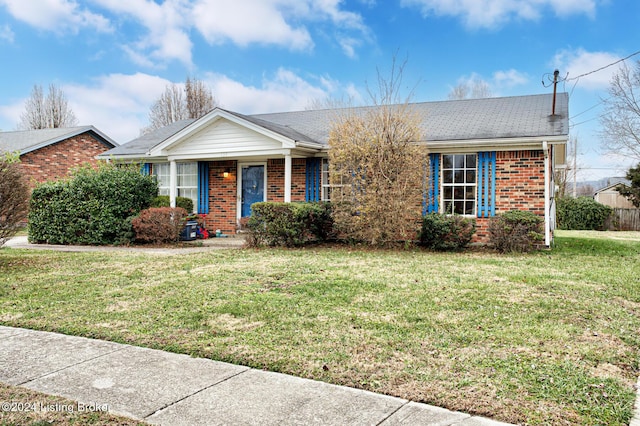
[{"left": 241, "top": 165, "right": 265, "bottom": 217}]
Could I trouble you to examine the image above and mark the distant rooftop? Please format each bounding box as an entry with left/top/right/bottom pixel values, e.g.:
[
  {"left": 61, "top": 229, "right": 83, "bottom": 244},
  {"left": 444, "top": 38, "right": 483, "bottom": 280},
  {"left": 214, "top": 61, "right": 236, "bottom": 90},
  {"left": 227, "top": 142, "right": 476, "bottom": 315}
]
[{"left": 0, "top": 126, "right": 117, "bottom": 156}]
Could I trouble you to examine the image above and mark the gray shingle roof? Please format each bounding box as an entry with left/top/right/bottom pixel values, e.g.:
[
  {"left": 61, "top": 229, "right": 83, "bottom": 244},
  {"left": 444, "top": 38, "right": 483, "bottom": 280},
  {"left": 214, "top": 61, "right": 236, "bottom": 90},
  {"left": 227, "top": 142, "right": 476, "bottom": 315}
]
[
  {"left": 101, "top": 93, "right": 568, "bottom": 158},
  {"left": 102, "top": 119, "right": 196, "bottom": 157},
  {"left": 0, "top": 126, "right": 118, "bottom": 156}
]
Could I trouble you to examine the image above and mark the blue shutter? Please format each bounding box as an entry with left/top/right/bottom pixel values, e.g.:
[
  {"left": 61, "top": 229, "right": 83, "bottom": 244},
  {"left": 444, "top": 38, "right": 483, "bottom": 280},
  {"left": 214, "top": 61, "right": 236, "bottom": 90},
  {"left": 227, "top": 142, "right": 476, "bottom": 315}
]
[
  {"left": 477, "top": 152, "right": 496, "bottom": 217},
  {"left": 427, "top": 153, "right": 440, "bottom": 213},
  {"left": 141, "top": 163, "right": 151, "bottom": 176},
  {"left": 305, "top": 158, "right": 322, "bottom": 201},
  {"left": 197, "top": 161, "right": 209, "bottom": 214}
]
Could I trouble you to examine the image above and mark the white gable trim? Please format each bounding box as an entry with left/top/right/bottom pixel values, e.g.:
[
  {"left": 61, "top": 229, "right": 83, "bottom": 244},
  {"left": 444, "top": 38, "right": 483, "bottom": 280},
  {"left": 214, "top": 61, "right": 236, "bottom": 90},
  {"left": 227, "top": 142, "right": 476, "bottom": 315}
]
[{"left": 148, "top": 108, "right": 298, "bottom": 157}]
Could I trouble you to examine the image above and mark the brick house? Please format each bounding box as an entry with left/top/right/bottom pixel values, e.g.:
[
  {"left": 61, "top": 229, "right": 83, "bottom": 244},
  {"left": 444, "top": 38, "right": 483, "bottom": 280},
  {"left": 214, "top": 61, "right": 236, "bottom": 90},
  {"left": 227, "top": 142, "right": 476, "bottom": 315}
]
[
  {"left": 0, "top": 126, "right": 118, "bottom": 185},
  {"left": 99, "top": 93, "right": 568, "bottom": 245}
]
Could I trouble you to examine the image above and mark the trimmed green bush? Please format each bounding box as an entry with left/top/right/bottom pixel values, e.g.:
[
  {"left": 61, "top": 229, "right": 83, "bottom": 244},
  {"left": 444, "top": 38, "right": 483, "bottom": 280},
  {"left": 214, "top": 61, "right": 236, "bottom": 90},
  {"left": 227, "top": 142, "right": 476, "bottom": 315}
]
[
  {"left": 28, "top": 164, "right": 157, "bottom": 245},
  {"left": 132, "top": 207, "right": 187, "bottom": 244},
  {"left": 150, "top": 195, "right": 194, "bottom": 213},
  {"left": 556, "top": 196, "right": 612, "bottom": 230},
  {"left": 418, "top": 213, "right": 476, "bottom": 251},
  {"left": 246, "top": 202, "right": 333, "bottom": 247},
  {"left": 488, "top": 210, "right": 544, "bottom": 253}
]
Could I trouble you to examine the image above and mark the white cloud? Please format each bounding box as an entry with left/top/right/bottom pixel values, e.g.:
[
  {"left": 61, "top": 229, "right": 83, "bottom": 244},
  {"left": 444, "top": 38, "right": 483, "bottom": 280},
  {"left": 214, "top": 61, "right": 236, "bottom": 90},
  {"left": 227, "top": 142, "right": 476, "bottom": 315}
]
[
  {"left": 401, "top": 0, "right": 596, "bottom": 29},
  {"left": 92, "top": 0, "right": 193, "bottom": 66},
  {"left": 552, "top": 48, "right": 622, "bottom": 90},
  {"left": 192, "top": 0, "right": 313, "bottom": 50},
  {"left": 89, "top": 0, "right": 369, "bottom": 67},
  {"left": 493, "top": 69, "right": 529, "bottom": 88},
  {"left": 64, "top": 73, "right": 173, "bottom": 143},
  {"left": 0, "top": 0, "right": 111, "bottom": 33},
  {"left": 206, "top": 68, "right": 334, "bottom": 113}
]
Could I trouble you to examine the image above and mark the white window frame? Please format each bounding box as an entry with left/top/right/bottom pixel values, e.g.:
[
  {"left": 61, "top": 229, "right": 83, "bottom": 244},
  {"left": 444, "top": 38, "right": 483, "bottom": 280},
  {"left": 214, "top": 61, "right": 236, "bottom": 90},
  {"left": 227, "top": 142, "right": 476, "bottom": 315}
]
[
  {"left": 441, "top": 154, "right": 477, "bottom": 216},
  {"left": 153, "top": 163, "right": 170, "bottom": 197},
  {"left": 176, "top": 162, "right": 197, "bottom": 213},
  {"left": 321, "top": 158, "right": 349, "bottom": 202},
  {"left": 153, "top": 162, "right": 197, "bottom": 212}
]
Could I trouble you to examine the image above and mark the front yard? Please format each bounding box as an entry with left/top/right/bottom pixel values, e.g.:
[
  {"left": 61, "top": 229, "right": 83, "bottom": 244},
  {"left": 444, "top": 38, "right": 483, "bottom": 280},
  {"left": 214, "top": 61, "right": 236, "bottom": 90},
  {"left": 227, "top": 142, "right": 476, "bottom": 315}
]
[{"left": 0, "top": 231, "right": 639, "bottom": 425}]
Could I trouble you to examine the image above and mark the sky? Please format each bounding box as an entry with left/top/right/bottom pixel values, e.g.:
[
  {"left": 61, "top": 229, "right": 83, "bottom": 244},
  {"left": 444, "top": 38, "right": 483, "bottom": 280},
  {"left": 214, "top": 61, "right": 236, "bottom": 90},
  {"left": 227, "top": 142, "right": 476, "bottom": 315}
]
[{"left": 0, "top": 0, "right": 639, "bottom": 183}]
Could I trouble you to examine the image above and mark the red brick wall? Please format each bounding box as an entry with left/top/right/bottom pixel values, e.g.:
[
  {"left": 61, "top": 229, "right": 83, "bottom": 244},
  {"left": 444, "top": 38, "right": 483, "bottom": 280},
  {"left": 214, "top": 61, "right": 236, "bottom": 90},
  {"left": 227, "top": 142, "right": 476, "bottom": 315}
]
[
  {"left": 19, "top": 133, "right": 112, "bottom": 186},
  {"left": 473, "top": 150, "right": 546, "bottom": 242},
  {"left": 204, "top": 160, "right": 237, "bottom": 234},
  {"left": 266, "top": 158, "right": 306, "bottom": 202}
]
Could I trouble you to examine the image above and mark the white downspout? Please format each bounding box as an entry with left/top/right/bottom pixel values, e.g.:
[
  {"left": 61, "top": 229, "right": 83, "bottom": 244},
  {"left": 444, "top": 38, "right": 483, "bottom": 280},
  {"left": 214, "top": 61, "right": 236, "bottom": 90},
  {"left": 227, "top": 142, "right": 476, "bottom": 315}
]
[{"left": 543, "top": 141, "right": 550, "bottom": 247}]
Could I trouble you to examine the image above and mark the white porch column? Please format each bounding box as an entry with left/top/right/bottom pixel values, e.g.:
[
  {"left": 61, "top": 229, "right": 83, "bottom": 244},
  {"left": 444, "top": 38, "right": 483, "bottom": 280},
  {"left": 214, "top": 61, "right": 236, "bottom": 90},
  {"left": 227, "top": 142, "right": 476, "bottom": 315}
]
[
  {"left": 284, "top": 154, "right": 292, "bottom": 203},
  {"left": 169, "top": 160, "right": 177, "bottom": 208}
]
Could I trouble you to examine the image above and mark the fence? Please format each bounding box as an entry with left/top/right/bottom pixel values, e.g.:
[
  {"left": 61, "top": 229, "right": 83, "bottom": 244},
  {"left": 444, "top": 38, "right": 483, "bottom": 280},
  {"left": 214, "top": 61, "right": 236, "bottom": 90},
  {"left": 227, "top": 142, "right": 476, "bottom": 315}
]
[{"left": 606, "top": 208, "right": 640, "bottom": 231}]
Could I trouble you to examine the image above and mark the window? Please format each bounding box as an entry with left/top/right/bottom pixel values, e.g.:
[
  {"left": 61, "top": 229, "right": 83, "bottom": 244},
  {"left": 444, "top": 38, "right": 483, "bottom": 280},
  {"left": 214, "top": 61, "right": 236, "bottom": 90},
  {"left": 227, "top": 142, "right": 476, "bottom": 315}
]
[
  {"left": 177, "top": 163, "right": 197, "bottom": 212},
  {"left": 442, "top": 154, "right": 476, "bottom": 215},
  {"left": 153, "top": 163, "right": 170, "bottom": 196},
  {"left": 152, "top": 162, "right": 197, "bottom": 212},
  {"left": 321, "top": 159, "right": 348, "bottom": 201},
  {"left": 321, "top": 159, "right": 331, "bottom": 201}
]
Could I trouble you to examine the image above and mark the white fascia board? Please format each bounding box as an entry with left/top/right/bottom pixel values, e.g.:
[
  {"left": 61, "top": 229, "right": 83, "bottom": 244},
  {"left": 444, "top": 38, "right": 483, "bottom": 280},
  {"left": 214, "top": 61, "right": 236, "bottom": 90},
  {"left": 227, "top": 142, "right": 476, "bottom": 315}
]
[
  {"left": 422, "top": 135, "right": 568, "bottom": 153},
  {"left": 167, "top": 148, "right": 293, "bottom": 162},
  {"left": 149, "top": 109, "right": 298, "bottom": 156}
]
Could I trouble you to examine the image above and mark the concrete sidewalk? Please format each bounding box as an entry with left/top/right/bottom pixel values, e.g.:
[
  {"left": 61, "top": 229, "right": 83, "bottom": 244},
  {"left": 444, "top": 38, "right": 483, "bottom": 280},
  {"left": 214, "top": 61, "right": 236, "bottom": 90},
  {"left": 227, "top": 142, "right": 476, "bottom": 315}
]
[
  {"left": 4, "top": 235, "right": 245, "bottom": 254},
  {"left": 0, "top": 326, "right": 514, "bottom": 425}
]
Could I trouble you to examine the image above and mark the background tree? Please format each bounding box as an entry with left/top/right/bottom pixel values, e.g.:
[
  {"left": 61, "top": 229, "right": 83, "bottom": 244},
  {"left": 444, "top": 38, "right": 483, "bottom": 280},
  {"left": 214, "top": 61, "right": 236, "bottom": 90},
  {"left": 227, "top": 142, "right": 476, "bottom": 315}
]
[
  {"left": 143, "top": 77, "right": 216, "bottom": 134},
  {"left": 448, "top": 77, "right": 492, "bottom": 100},
  {"left": 600, "top": 61, "right": 640, "bottom": 160},
  {"left": 616, "top": 163, "right": 640, "bottom": 207},
  {"left": 328, "top": 59, "right": 426, "bottom": 246},
  {"left": 18, "top": 84, "right": 78, "bottom": 130},
  {"left": 0, "top": 153, "right": 29, "bottom": 248}
]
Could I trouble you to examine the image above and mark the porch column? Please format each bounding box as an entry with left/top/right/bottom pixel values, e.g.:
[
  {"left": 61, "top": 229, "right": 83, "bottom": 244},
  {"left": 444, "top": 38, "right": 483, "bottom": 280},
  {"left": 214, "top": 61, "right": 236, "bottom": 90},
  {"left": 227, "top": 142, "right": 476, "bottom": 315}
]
[
  {"left": 169, "top": 160, "right": 177, "bottom": 208},
  {"left": 284, "top": 154, "right": 292, "bottom": 203}
]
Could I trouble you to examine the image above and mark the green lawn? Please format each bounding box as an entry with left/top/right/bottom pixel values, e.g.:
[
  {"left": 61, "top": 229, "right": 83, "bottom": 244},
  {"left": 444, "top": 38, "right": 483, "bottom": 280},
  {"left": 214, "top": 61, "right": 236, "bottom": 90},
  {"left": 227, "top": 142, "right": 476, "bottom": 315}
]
[{"left": 1, "top": 230, "right": 639, "bottom": 425}]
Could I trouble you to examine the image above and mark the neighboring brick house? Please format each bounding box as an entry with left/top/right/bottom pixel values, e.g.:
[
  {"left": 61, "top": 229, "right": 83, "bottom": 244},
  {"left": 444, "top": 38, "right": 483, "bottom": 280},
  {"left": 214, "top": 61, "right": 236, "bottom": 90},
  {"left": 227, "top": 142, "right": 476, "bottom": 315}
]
[
  {"left": 99, "top": 93, "right": 568, "bottom": 245},
  {"left": 0, "top": 126, "right": 118, "bottom": 186}
]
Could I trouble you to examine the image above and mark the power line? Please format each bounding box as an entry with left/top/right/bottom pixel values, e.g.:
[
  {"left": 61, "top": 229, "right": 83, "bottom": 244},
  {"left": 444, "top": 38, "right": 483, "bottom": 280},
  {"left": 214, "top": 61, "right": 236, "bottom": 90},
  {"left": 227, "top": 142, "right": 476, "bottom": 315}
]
[{"left": 565, "top": 50, "right": 640, "bottom": 81}]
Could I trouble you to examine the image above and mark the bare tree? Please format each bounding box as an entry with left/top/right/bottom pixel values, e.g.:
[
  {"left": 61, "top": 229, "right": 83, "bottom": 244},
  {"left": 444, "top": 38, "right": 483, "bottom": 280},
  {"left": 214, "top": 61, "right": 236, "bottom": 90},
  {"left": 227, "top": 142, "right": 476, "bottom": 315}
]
[
  {"left": 19, "top": 84, "right": 78, "bottom": 130},
  {"left": 185, "top": 77, "right": 215, "bottom": 119},
  {"left": 0, "top": 154, "right": 29, "bottom": 248},
  {"left": 329, "top": 58, "right": 426, "bottom": 245},
  {"left": 448, "top": 77, "right": 492, "bottom": 100},
  {"left": 143, "top": 77, "right": 216, "bottom": 134},
  {"left": 600, "top": 61, "right": 640, "bottom": 160}
]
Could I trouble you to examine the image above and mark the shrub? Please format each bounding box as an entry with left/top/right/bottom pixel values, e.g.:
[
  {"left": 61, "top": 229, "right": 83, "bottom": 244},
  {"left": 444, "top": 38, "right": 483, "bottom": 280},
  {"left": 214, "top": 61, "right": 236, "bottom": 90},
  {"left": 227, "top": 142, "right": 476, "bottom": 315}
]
[
  {"left": 132, "top": 207, "right": 187, "bottom": 244},
  {"left": 0, "top": 154, "right": 30, "bottom": 248},
  {"left": 488, "top": 210, "right": 544, "bottom": 253},
  {"left": 150, "top": 195, "right": 194, "bottom": 213},
  {"left": 28, "top": 163, "right": 157, "bottom": 245},
  {"left": 556, "top": 196, "right": 612, "bottom": 230},
  {"left": 246, "top": 202, "right": 334, "bottom": 247},
  {"left": 418, "top": 213, "right": 476, "bottom": 251}
]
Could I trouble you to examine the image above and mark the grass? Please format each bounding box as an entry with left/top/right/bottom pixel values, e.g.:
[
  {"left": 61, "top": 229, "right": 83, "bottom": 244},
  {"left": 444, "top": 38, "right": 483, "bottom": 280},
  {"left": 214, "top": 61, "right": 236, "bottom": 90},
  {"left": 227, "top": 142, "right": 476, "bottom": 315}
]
[{"left": 0, "top": 230, "right": 639, "bottom": 425}]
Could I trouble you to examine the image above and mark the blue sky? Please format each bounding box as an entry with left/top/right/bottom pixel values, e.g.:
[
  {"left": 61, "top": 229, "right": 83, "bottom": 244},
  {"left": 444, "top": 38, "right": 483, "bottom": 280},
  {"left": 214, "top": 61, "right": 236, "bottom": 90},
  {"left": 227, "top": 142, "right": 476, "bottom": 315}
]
[{"left": 0, "top": 0, "right": 638, "bottom": 182}]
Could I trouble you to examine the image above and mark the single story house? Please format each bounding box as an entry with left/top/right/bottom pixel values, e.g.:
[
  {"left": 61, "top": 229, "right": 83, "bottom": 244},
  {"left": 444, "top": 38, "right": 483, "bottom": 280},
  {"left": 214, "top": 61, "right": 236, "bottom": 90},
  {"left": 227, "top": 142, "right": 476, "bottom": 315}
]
[
  {"left": 0, "top": 126, "right": 118, "bottom": 185},
  {"left": 99, "top": 93, "right": 568, "bottom": 245},
  {"left": 594, "top": 180, "right": 635, "bottom": 209}
]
